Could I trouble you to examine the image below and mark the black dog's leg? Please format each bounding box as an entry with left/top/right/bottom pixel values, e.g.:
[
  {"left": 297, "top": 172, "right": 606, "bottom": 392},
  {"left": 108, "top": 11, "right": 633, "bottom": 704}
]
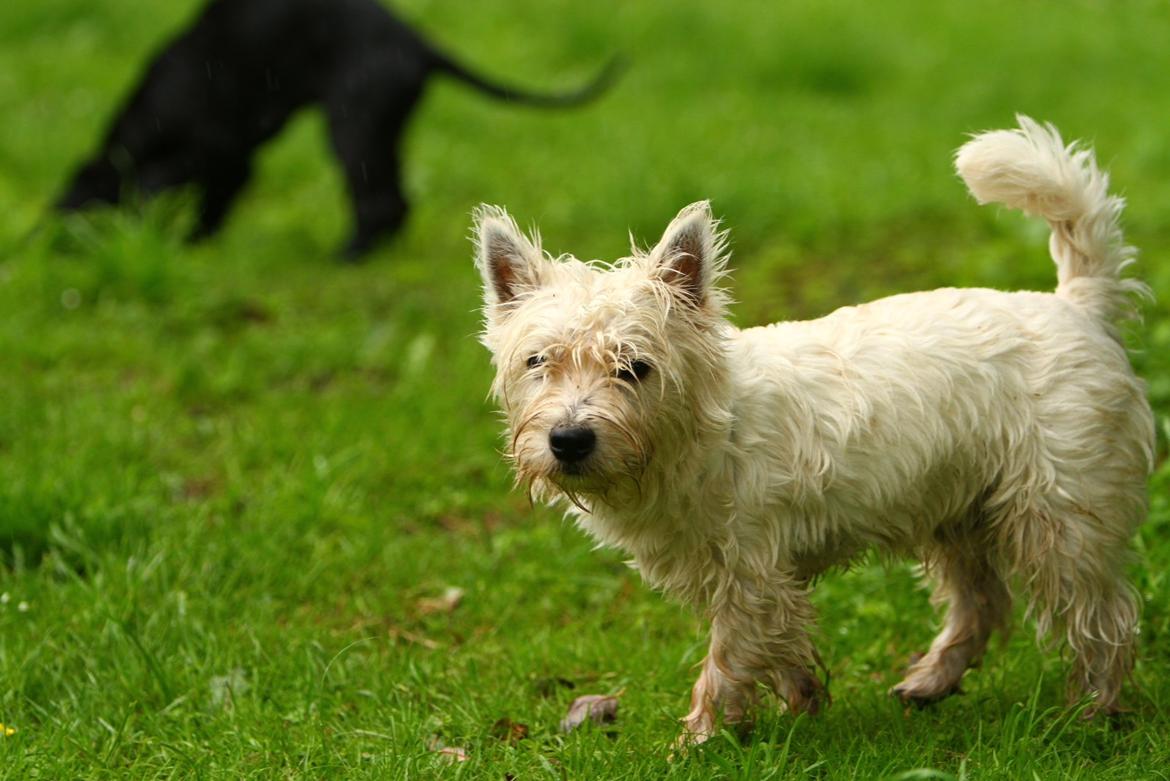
[
  {"left": 190, "top": 157, "right": 253, "bottom": 241},
  {"left": 326, "top": 86, "right": 419, "bottom": 260}
]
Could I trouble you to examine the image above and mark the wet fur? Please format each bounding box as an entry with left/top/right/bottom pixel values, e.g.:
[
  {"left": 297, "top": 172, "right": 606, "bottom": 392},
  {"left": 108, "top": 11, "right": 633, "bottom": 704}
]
[{"left": 475, "top": 117, "right": 1153, "bottom": 742}]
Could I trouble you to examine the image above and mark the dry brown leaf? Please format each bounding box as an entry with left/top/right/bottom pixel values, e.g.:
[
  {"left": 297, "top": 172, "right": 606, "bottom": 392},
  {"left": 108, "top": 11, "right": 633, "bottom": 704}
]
[
  {"left": 415, "top": 587, "right": 465, "bottom": 616},
  {"left": 387, "top": 627, "right": 439, "bottom": 650},
  {"left": 559, "top": 693, "right": 621, "bottom": 732},
  {"left": 427, "top": 735, "right": 469, "bottom": 764},
  {"left": 490, "top": 717, "right": 529, "bottom": 745},
  {"left": 433, "top": 746, "right": 469, "bottom": 763}
]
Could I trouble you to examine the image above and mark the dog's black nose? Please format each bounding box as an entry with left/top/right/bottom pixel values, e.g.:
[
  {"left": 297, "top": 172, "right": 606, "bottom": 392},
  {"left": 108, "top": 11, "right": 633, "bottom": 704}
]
[{"left": 549, "top": 425, "right": 596, "bottom": 464}]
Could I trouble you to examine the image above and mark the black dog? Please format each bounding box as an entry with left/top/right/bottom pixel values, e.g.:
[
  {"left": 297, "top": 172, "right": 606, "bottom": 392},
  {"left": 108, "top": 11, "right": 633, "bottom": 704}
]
[{"left": 57, "top": 0, "right": 618, "bottom": 257}]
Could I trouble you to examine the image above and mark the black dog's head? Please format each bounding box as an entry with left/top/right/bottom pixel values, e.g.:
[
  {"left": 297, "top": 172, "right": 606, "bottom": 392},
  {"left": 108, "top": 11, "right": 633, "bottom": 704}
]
[{"left": 56, "top": 156, "right": 123, "bottom": 211}]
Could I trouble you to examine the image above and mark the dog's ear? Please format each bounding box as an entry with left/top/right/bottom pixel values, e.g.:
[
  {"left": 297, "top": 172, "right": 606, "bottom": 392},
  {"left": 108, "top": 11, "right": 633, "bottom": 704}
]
[
  {"left": 474, "top": 205, "right": 545, "bottom": 309},
  {"left": 649, "top": 201, "right": 724, "bottom": 306}
]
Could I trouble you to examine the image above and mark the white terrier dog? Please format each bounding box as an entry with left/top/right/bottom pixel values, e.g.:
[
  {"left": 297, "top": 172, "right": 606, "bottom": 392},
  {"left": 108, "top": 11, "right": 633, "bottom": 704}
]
[{"left": 473, "top": 117, "right": 1153, "bottom": 742}]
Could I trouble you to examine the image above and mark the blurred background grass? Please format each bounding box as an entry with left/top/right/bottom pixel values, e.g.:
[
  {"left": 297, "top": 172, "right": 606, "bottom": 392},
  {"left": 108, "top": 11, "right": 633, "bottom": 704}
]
[{"left": 0, "top": 0, "right": 1168, "bottom": 777}]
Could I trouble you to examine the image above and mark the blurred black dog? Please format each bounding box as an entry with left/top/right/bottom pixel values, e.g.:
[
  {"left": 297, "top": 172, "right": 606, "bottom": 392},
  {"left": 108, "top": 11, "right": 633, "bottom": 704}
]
[{"left": 57, "top": 0, "right": 618, "bottom": 258}]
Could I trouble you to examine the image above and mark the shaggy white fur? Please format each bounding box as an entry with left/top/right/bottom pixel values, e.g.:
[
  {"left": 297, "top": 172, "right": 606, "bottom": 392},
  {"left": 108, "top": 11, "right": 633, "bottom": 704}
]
[{"left": 474, "top": 116, "right": 1154, "bottom": 742}]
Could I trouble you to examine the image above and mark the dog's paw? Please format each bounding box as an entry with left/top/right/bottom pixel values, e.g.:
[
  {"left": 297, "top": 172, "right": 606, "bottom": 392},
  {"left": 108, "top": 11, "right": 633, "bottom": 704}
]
[
  {"left": 1078, "top": 701, "right": 1131, "bottom": 728},
  {"left": 677, "top": 711, "right": 716, "bottom": 747},
  {"left": 889, "top": 680, "right": 963, "bottom": 708},
  {"left": 670, "top": 724, "right": 713, "bottom": 760},
  {"left": 890, "top": 651, "right": 967, "bottom": 707},
  {"left": 786, "top": 667, "right": 829, "bottom": 716}
]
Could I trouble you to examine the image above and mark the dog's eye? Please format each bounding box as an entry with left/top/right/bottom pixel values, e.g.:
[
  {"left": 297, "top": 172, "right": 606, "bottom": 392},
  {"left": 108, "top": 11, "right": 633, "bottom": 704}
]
[
  {"left": 616, "top": 360, "right": 653, "bottom": 383},
  {"left": 526, "top": 354, "right": 546, "bottom": 370}
]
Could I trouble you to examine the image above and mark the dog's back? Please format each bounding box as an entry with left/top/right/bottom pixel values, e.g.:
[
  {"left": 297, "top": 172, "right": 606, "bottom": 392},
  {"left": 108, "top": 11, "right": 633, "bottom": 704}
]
[
  {"left": 733, "top": 281, "right": 1148, "bottom": 551},
  {"left": 152, "top": 0, "right": 433, "bottom": 120}
]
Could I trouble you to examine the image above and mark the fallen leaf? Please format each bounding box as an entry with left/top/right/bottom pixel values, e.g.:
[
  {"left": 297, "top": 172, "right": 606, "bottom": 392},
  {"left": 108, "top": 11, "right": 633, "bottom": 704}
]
[
  {"left": 387, "top": 627, "right": 440, "bottom": 650},
  {"left": 426, "top": 733, "right": 469, "bottom": 763},
  {"left": 490, "top": 717, "right": 529, "bottom": 745},
  {"left": 415, "top": 587, "right": 465, "bottom": 616},
  {"left": 434, "top": 746, "right": 469, "bottom": 763},
  {"left": 559, "top": 693, "right": 621, "bottom": 732}
]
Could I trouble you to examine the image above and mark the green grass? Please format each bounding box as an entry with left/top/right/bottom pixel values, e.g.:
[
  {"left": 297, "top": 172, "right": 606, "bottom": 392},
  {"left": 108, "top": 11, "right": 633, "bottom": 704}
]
[{"left": 2, "top": 0, "right": 1170, "bottom": 777}]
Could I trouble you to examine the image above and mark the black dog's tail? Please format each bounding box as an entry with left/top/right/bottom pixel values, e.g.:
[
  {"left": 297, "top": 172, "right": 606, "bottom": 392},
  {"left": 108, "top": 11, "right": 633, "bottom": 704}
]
[{"left": 432, "top": 53, "right": 623, "bottom": 108}]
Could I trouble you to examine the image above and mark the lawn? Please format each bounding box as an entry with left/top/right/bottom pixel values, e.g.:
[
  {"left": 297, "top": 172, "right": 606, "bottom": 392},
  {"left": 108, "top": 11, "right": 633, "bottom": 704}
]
[{"left": 2, "top": 0, "right": 1169, "bottom": 777}]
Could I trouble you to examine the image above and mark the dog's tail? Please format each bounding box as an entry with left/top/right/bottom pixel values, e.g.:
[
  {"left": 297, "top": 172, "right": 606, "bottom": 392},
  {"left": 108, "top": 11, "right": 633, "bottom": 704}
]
[
  {"left": 955, "top": 115, "right": 1146, "bottom": 330},
  {"left": 431, "top": 51, "right": 624, "bottom": 108}
]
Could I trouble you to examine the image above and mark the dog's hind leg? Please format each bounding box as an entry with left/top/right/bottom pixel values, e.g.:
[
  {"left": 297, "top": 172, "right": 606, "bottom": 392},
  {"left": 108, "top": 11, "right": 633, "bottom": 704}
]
[
  {"left": 1061, "top": 577, "right": 1139, "bottom": 716},
  {"left": 1013, "top": 502, "right": 1141, "bottom": 716},
  {"left": 892, "top": 531, "right": 1011, "bottom": 705}
]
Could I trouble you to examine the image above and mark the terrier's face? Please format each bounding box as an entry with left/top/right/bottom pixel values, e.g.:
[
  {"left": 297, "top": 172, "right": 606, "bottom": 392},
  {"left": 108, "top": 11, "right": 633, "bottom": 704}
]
[{"left": 474, "top": 202, "right": 730, "bottom": 504}]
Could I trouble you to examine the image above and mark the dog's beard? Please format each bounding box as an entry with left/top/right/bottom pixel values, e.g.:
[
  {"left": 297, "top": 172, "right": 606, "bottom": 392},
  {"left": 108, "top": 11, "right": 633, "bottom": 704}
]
[{"left": 507, "top": 416, "right": 651, "bottom": 510}]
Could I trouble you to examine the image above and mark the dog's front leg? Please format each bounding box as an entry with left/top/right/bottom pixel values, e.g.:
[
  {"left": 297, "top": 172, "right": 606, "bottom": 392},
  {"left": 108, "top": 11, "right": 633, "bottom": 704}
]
[{"left": 680, "top": 573, "right": 824, "bottom": 744}]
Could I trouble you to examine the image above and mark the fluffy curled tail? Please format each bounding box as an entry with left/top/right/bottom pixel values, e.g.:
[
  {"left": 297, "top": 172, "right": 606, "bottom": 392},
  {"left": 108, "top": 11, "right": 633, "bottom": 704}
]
[{"left": 955, "top": 115, "right": 1146, "bottom": 331}]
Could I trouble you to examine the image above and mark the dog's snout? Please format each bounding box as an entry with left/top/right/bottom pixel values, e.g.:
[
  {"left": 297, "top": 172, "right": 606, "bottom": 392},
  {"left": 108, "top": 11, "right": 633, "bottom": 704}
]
[{"left": 549, "top": 425, "right": 596, "bottom": 464}]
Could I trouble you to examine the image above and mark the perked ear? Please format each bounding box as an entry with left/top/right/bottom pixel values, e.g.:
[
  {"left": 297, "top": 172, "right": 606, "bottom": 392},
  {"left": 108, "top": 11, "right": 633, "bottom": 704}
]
[
  {"left": 473, "top": 205, "right": 545, "bottom": 308},
  {"left": 649, "top": 200, "right": 725, "bottom": 306}
]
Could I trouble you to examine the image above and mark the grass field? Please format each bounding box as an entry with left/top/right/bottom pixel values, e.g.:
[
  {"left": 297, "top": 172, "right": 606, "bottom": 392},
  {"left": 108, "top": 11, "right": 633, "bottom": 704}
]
[{"left": 2, "top": 0, "right": 1170, "bottom": 777}]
